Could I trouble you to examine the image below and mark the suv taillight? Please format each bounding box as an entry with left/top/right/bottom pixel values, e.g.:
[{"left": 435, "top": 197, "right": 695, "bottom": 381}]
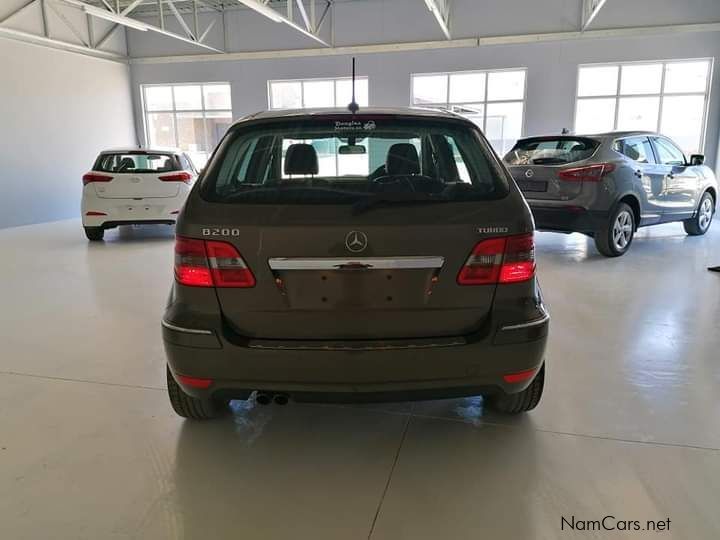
[
  {"left": 174, "top": 236, "right": 255, "bottom": 288},
  {"left": 558, "top": 163, "right": 615, "bottom": 182},
  {"left": 83, "top": 172, "right": 113, "bottom": 185},
  {"left": 159, "top": 172, "right": 193, "bottom": 183},
  {"left": 457, "top": 233, "right": 535, "bottom": 285}
]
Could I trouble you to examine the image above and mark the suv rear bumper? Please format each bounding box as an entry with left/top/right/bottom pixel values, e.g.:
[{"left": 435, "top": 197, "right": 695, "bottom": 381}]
[
  {"left": 162, "top": 314, "right": 549, "bottom": 403},
  {"left": 528, "top": 203, "right": 609, "bottom": 233}
]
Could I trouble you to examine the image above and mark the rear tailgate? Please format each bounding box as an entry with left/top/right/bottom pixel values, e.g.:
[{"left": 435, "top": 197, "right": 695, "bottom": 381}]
[
  {"left": 182, "top": 200, "right": 528, "bottom": 341},
  {"left": 506, "top": 165, "right": 582, "bottom": 201},
  {"left": 94, "top": 172, "right": 181, "bottom": 199},
  {"left": 504, "top": 136, "right": 600, "bottom": 201}
]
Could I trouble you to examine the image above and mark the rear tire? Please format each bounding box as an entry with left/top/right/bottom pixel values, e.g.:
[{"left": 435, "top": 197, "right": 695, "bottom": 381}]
[
  {"left": 488, "top": 364, "right": 545, "bottom": 414},
  {"left": 167, "top": 367, "right": 225, "bottom": 420},
  {"left": 84, "top": 226, "right": 104, "bottom": 241},
  {"left": 683, "top": 192, "right": 714, "bottom": 236},
  {"left": 594, "top": 202, "right": 634, "bottom": 257}
]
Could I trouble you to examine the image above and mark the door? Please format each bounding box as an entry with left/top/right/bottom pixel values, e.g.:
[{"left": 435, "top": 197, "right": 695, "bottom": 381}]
[
  {"left": 613, "top": 136, "right": 664, "bottom": 221},
  {"left": 650, "top": 137, "right": 699, "bottom": 218}
]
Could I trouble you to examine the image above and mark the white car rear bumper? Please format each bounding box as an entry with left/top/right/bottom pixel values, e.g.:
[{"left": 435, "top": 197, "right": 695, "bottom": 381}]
[{"left": 81, "top": 186, "right": 189, "bottom": 227}]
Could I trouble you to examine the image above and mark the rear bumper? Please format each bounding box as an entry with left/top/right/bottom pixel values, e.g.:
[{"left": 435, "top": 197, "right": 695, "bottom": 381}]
[
  {"left": 162, "top": 313, "right": 549, "bottom": 403},
  {"left": 81, "top": 189, "right": 187, "bottom": 227},
  {"left": 528, "top": 203, "right": 609, "bottom": 233}
]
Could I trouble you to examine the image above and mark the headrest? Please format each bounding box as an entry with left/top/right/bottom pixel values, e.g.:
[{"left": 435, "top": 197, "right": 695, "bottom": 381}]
[
  {"left": 386, "top": 143, "right": 420, "bottom": 176},
  {"left": 624, "top": 144, "right": 640, "bottom": 161},
  {"left": 118, "top": 157, "right": 135, "bottom": 171},
  {"left": 284, "top": 144, "right": 318, "bottom": 175}
]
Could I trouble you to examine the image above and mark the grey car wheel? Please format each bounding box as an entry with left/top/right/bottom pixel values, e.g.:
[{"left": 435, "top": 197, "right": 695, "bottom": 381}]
[
  {"left": 595, "top": 202, "right": 635, "bottom": 257},
  {"left": 684, "top": 193, "right": 715, "bottom": 236}
]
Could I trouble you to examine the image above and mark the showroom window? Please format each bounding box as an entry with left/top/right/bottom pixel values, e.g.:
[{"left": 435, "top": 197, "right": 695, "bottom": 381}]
[
  {"left": 142, "top": 83, "right": 233, "bottom": 169},
  {"left": 411, "top": 69, "right": 527, "bottom": 154},
  {"left": 268, "top": 77, "right": 369, "bottom": 109},
  {"left": 574, "top": 59, "right": 713, "bottom": 155}
]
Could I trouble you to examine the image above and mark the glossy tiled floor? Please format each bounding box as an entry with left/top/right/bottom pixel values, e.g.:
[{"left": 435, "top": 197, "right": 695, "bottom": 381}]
[{"left": 1, "top": 219, "right": 719, "bottom": 539}]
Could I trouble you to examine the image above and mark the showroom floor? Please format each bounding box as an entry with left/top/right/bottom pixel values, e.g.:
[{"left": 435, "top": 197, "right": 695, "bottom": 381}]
[{"left": 1, "top": 219, "right": 719, "bottom": 540}]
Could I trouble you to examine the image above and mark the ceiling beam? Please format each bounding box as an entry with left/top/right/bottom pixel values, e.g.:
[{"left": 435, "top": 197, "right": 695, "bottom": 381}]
[
  {"left": 234, "top": 0, "right": 330, "bottom": 46},
  {"left": 424, "top": 0, "right": 451, "bottom": 40},
  {"left": 130, "top": 21, "right": 720, "bottom": 65},
  {"left": 47, "top": 0, "right": 90, "bottom": 46},
  {"left": 0, "top": 0, "right": 39, "bottom": 25},
  {"left": 582, "top": 0, "right": 608, "bottom": 31},
  {"left": 0, "top": 25, "right": 126, "bottom": 61},
  {"left": 58, "top": 0, "right": 224, "bottom": 52}
]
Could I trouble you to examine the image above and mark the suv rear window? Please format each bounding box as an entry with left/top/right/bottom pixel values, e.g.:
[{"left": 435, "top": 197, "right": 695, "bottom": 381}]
[
  {"left": 201, "top": 117, "right": 509, "bottom": 205},
  {"left": 94, "top": 153, "right": 179, "bottom": 174},
  {"left": 504, "top": 137, "right": 599, "bottom": 166}
]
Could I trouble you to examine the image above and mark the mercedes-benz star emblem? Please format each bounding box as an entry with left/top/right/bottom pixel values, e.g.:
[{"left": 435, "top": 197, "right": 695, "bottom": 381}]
[
  {"left": 525, "top": 169, "right": 534, "bottom": 178},
  {"left": 345, "top": 231, "right": 368, "bottom": 253}
]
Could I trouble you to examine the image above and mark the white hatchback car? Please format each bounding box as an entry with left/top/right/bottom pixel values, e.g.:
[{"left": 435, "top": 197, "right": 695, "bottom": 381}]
[{"left": 81, "top": 148, "right": 197, "bottom": 241}]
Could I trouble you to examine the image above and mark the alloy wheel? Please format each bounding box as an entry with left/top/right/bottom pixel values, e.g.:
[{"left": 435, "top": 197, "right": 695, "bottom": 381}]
[
  {"left": 699, "top": 198, "right": 713, "bottom": 231},
  {"left": 612, "top": 210, "right": 633, "bottom": 251}
]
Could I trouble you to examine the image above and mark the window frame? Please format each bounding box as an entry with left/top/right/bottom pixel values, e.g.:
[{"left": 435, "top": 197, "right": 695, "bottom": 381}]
[
  {"left": 140, "top": 82, "right": 233, "bottom": 162},
  {"left": 650, "top": 135, "right": 688, "bottom": 166},
  {"left": 612, "top": 135, "right": 658, "bottom": 165},
  {"left": 267, "top": 76, "right": 370, "bottom": 110},
  {"left": 573, "top": 58, "right": 714, "bottom": 153},
  {"left": 410, "top": 67, "right": 528, "bottom": 153}
]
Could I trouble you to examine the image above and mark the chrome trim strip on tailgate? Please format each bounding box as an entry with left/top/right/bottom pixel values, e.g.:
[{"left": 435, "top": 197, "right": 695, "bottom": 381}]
[
  {"left": 500, "top": 312, "right": 550, "bottom": 331},
  {"left": 268, "top": 256, "right": 445, "bottom": 271},
  {"left": 161, "top": 319, "right": 213, "bottom": 335}
]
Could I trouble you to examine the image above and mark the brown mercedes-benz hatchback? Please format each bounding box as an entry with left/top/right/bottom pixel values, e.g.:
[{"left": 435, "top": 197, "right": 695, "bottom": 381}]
[{"left": 162, "top": 108, "right": 549, "bottom": 419}]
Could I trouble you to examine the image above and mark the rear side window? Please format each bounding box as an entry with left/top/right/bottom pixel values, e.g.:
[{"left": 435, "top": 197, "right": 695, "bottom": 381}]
[
  {"left": 178, "top": 154, "right": 196, "bottom": 172},
  {"left": 613, "top": 137, "right": 655, "bottom": 164},
  {"left": 504, "top": 138, "right": 599, "bottom": 166},
  {"left": 201, "top": 117, "right": 509, "bottom": 204},
  {"left": 94, "top": 153, "right": 179, "bottom": 173}
]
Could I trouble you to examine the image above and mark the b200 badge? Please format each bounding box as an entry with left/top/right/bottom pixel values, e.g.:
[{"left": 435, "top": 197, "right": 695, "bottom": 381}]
[{"left": 202, "top": 228, "right": 240, "bottom": 236}]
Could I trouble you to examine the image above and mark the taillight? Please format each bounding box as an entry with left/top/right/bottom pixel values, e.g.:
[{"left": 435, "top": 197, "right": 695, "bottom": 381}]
[
  {"left": 458, "top": 233, "right": 535, "bottom": 286},
  {"left": 82, "top": 172, "right": 113, "bottom": 185},
  {"left": 499, "top": 234, "right": 536, "bottom": 283},
  {"left": 159, "top": 172, "right": 193, "bottom": 183},
  {"left": 206, "top": 240, "right": 256, "bottom": 288},
  {"left": 174, "top": 236, "right": 255, "bottom": 288},
  {"left": 558, "top": 163, "right": 615, "bottom": 182},
  {"left": 175, "top": 237, "right": 212, "bottom": 287}
]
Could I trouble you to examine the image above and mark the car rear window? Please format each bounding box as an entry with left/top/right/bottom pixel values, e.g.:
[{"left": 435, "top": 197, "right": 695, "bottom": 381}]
[
  {"left": 94, "top": 153, "right": 179, "bottom": 174},
  {"left": 504, "top": 137, "right": 600, "bottom": 166},
  {"left": 200, "top": 117, "right": 509, "bottom": 205}
]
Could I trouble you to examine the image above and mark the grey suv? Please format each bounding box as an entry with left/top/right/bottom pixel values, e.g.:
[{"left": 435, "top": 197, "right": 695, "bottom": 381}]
[
  {"left": 504, "top": 132, "right": 717, "bottom": 256},
  {"left": 162, "top": 108, "right": 549, "bottom": 419}
]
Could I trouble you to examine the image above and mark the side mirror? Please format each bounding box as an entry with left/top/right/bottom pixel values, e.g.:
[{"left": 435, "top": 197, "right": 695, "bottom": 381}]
[{"left": 690, "top": 154, "right": 705, "bottom": 166}]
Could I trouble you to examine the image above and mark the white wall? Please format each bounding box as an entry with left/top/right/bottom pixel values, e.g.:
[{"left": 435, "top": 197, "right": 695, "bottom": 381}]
[
  {"left": 126, "top": 0, "right": 720, "bottom": 172},
  {"left": 0, "top": 39, "right": 136, "bottom": 229}
]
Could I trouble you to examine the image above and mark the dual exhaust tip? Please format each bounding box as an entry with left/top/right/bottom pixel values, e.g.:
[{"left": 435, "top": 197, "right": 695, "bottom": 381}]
[{"left": 256, "top": 392, "right": 289, "bottom": 406}]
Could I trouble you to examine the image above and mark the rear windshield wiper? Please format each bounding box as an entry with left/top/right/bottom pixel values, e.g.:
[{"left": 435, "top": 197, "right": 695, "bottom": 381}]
[
  {"left": 352, "top": 192, "right": 453, "bottom": 215},
  {"left": 221, "top": 185, "right": 365, "bottom": 202}
]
